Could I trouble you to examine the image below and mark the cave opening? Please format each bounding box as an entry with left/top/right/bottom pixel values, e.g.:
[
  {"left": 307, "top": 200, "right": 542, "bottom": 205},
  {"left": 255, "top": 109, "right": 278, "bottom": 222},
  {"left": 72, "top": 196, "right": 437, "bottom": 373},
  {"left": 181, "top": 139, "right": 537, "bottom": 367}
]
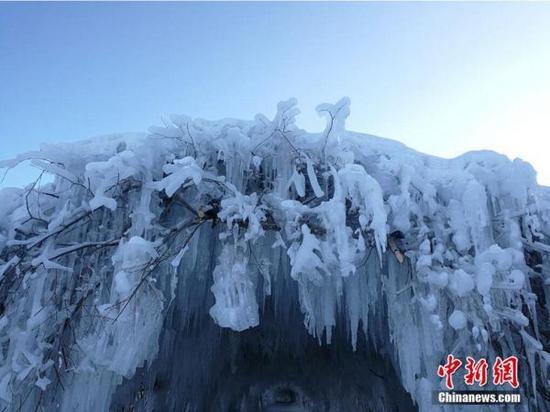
[{"left": 111, "top": 268, "right": 416, "bottom": 412}]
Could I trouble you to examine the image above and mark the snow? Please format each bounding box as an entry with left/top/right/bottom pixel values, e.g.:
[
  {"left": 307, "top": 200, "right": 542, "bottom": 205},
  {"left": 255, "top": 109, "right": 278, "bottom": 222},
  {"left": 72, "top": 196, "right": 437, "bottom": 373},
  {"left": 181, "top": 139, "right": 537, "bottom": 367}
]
[
  {"left": 448, "top": 310, "right": 467, "bottom": 330},
  {"left": 306, "top": 157, "right": 324, "bottom": 198},
  {"left": 113, "top": 236, "right": 157, "bottom": 271},
  {"left": 316, "top": 96, "right": 351, "bottom": 153},
  {"left": 34, "top": 377, "right": 51, "bottom": 391},
  {"left": 0, "top": 98, "right": 549, "bottom": 411},
  {"left": 337, "top": 163, "right": 387, "bottom": 259},
  {"left": 507, "top": 269, "right": 525, "bottom": 289},
  {"left": 448, "top": 269, "right": 475, "bottom": 297},
  {"left": 287, "top": 224, "right": 324, "bottom": 284},
  {"left": 85, "top": 150, "right": 139, "bottom": 211},
  {"left": 156, "top": 156, "right": 203, "bottom": 197},
  {"left": 287, "top": 165, "right": 306, "bottom": 197},
  {"left": 209, "top": 245, "right": 259, "bottom": 331},
  {"left": 476, "top": 262, "right": 495, "bottom": 295},
  {"left": 113, "top": 271, "right": 132, "bottom": 297}
]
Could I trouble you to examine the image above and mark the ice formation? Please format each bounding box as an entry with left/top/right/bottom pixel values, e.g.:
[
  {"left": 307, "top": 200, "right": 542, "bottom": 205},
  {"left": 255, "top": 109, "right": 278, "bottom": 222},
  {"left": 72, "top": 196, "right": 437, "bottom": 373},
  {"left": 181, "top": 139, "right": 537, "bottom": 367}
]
[{"left": 0, "top": 98, "right": 549, "bottom": 411}]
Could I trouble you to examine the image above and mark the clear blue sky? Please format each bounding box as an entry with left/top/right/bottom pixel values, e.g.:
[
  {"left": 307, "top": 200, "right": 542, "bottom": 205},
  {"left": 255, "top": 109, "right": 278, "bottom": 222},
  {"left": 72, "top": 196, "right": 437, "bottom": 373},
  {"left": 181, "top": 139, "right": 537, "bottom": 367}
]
[{"left": 2, "top": 2, "right": 550, "bottom": 187}]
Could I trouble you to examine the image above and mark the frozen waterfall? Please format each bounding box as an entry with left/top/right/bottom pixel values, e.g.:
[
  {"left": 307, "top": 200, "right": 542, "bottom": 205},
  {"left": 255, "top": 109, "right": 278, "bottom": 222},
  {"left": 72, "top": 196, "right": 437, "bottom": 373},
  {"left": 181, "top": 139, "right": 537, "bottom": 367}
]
[{"left": 0, "top": 98, "right": 549, "bottom": 411}]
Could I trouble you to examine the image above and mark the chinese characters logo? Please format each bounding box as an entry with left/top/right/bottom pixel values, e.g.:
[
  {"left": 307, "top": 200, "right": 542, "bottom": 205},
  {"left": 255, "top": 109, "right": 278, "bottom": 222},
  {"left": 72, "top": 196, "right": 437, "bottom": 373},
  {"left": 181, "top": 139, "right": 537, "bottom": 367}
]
[{"left": 437, "top": 355, "right": 519, "bottom": 390}]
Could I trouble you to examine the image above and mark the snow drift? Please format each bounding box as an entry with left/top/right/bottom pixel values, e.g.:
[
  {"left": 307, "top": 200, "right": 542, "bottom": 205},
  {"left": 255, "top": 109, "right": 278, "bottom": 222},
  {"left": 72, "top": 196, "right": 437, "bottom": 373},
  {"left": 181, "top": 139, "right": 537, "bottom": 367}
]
[{"left": 0, "top": 98, "right": 549, "bottom": 411}]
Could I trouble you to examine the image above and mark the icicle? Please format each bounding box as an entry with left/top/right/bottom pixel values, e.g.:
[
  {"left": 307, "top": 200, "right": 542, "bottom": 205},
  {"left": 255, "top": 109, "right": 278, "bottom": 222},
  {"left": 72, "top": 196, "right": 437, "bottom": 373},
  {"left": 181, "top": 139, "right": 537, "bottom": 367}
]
[
  {"left": 305, "top": 158, "right": 324, "bottom": 198},
  {"left": 209, "top": 244, "right": 259, "bottom": 332}
]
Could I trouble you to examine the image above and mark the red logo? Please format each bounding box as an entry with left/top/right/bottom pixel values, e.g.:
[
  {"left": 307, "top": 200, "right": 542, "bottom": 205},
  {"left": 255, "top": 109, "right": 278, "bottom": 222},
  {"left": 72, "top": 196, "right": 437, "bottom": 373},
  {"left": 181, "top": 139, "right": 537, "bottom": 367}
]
[
  {"left": 437, "top": 354, "right": 463, "bottom": 390},
  {"left": 437, "top": 355, "right": 518, "bottom": 390},
  {"left": 464, "top": 356, "right": 488, "bottom": 386},
  {"left": 493, "top": 356, "right": 519, "bottom": 388}
]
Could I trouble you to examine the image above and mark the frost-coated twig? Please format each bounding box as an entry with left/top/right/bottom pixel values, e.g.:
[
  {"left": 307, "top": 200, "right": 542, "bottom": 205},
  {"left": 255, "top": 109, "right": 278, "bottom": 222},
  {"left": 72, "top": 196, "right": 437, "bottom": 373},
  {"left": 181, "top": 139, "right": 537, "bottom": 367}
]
[{"left": 112, "top": 219, "right": 206, "bottom": 321}]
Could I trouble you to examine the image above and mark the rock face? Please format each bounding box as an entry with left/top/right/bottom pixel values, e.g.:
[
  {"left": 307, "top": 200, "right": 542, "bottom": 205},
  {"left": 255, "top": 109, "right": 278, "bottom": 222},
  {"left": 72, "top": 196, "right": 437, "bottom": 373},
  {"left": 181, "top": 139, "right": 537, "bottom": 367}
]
[{"left": 0, "top": 99, "right": 549, "bottom": 411}]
